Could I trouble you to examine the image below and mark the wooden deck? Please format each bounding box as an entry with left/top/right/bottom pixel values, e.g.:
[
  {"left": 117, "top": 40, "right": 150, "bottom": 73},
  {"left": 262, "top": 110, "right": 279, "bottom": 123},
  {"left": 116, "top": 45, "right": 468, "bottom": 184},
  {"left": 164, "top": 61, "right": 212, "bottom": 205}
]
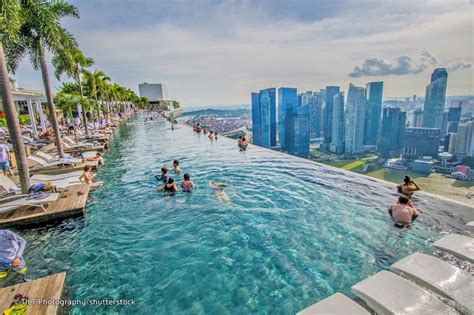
[
  {"left": 0, "top": 184, "right": 91, "bottom": 228},
  {"left": 0, "top": 272, "right": 66, "bottom": 315}
]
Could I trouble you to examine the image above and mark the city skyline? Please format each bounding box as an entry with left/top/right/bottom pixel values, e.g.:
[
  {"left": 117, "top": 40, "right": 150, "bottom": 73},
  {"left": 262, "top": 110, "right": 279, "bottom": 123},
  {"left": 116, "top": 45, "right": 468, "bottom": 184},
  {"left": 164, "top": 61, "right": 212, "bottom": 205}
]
[{"left": 9, "top": 0, "right": 473, "bottom": 108}]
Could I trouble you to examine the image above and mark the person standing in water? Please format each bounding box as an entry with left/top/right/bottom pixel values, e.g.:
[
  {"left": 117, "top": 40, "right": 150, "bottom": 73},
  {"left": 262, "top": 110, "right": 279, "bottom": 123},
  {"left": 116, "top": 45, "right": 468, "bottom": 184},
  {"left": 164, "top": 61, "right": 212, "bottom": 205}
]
[
  {"left": 397, "top": 176, "right": 421, "bottom": 199},
  {"left": 388, "top": 195, "right": 419, "bottom": 226},
  {"left": 173, "top": 160, "right": 181, "bottom": 174},
  {"left": 181, "top": 173, "right": 195, "bottom": 192},
  {"left": 157, "top": 178, "right": 179, "bottom": 193}
]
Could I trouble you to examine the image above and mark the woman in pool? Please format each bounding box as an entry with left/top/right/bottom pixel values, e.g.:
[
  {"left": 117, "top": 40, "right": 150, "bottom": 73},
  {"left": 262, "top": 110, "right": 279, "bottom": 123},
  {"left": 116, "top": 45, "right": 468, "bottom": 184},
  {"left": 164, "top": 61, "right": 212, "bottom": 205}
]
[
  {"left": 173, "top": 160, "right": 181, "bottom": 174},
  {"left": 157, "top": 178, "right": 179, "bottom": 193},
  {"left": 209, "top": 181, "right": 231, "bottom": 202},
  {"left": 396, "top": 175, "right": 421, "bottom": 199},
  {"left": 156, "top": 167, "right": 169, "bottom": 183},
  {"left": 181, "top": 173, "right": 195, "bottom": 192}
]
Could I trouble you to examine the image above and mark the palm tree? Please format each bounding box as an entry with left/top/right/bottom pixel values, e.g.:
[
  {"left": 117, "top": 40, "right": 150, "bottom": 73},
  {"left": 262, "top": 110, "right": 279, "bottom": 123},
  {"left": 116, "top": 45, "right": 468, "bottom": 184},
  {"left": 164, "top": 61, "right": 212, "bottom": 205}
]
[
  {"left": 52, "top": 47, "right": 93, "bottom": 135},
  {"left": 82, "top": 69, "right": 110, "bottom": 120},
  {"left": 5, "top": 0, "right": 80, "bottom": 158},
  {"left": 0, "top": 0, "right": 31, "bottom": 192}
]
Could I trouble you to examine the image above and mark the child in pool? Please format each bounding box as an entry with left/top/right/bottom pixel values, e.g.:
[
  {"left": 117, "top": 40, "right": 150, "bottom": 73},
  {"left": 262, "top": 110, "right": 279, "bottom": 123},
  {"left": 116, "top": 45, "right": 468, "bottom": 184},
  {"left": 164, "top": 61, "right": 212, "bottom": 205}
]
[
  {"left": 156, "top": 167, "right": 169, "bottom": 183},
  {"left": 173, "top": 160, "right": 181, "bottom": 174}
]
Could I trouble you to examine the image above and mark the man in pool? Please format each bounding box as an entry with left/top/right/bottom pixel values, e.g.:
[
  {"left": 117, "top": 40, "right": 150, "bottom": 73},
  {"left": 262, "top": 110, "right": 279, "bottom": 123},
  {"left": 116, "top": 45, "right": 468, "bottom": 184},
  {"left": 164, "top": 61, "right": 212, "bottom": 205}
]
[
  {"left": 209, "top": 181, "right": 230, "bottom": 202},
  {"left": 173, "top": 160, "right": 181, "bottom": 174},
  {"left": 388, "top": 195, "right": 419, "bottom": 226},
  {"left": 0, "top": 230, "right": 27, "bottom": 280}
]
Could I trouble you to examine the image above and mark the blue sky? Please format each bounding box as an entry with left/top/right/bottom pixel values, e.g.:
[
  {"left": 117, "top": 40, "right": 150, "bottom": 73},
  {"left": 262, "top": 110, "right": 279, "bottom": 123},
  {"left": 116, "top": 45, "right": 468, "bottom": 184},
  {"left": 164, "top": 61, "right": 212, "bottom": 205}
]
[{"left": 11, "top": 0, "right": 474, "bottom": 108}]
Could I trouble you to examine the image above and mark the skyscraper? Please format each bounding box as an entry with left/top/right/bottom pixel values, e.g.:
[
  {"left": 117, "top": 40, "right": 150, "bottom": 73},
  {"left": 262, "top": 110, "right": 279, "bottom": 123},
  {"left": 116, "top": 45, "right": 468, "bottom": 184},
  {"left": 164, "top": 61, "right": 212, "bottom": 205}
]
[
  {"left": 300, "top": 91, "right": 321, "bottom": 139},
  {"left": 447, "top": 106, "right": 462, "bottom": 133},
  {"left": 453, "top": 121, "right": 474, "bottom": 157},
  {"left": 423, "top": 68, "right": 448, "bottom": 129},
  {"left": 364, "top": 81, "right": 383, "bottom": 146},
  {"left": 402, "top": 128, "right": 440, "bottom": 159},
  {"left": 278, "top": 87, "right": 298, "bottom": 150},
  {"left": 412, "top": 109, "right": 423, "bottom": 127},
  {"left": 344, "top": 84, "right": 366, "bottom": 155},
  {"left": 286, "top": 104, "right": 311, "bottom": 157},
  {"left": 251, "top": 88, "right": 276, "bottom": 148},
  {"left": 323, "top": 86, "right": 340, "bottom": 145},
  {"left": 379, "top": 107, "right": 406, "bottom": 158},
  {"left": 329, "top": 92, "right": 345, "bottom": 154}
]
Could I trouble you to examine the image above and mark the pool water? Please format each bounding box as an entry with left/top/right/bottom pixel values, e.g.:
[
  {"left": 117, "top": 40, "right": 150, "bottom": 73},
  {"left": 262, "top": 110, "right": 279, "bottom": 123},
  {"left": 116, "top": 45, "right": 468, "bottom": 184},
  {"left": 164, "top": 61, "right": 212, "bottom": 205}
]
[{"left": 16, "top": 116, "right": 471, "bottom": 314}]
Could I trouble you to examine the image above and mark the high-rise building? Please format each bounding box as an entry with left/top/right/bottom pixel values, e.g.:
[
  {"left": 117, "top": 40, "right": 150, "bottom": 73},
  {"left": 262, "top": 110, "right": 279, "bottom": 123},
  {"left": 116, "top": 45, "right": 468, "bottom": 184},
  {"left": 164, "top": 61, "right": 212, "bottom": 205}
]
[
  {"left": 447, "top": 106, "right": 462, "bottom": 133},
  {"left": 251, "top": 88, "right": 276, "bottom": 148},
  {"left": 319, "top": 89, "right": 326, "bottom": 138},
  {"left": 453, "top": 121, "right": 474, "bottom": 157},
  {"left": 299, "top": 91, "right": 321, "bottom": 139},
  {"left": 379, "top": 108, "right": 406, "bottom": 158},
  {"left": 329, "top": 92, "right": 345, "bottom": 154},
  {"left": 286, "top": 104, "right": 311, "bottom": 157},
  {"left": 344, "top": 84, "right": 366, "bottom": 155},
  {"left": 278, "top": 87, "right": 298, "bottom": 150},
  {"left": 440, "top": 111, "right": 449, "bottom": 139},
  {"left": 138, "top": 82, "right": 168, "bottom": 101},
  {"left": 413, "top": 109, "right": 423, "bottom": 127},
  {"left": 423, "top": 68, "right": 448, "bottom": 129},
  {"left": 364, "top": 81, "right": 383, "bottom": 146},
  {"left": 323, "top": 86, "right": 340, "bottom": 144},
  {"left": 402, "top": 128, "right": 440, "bottom": 159}
]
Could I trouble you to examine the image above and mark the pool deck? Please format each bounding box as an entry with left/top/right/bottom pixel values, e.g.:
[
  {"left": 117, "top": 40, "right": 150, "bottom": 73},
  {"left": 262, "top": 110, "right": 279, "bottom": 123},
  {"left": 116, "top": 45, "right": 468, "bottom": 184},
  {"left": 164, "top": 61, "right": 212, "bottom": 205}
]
[
  {"left": 0, "top": 184, "right": 91, "bottom": 228},
  {"left": 0, "top": 272, "right": 66, "bottom": 315}
]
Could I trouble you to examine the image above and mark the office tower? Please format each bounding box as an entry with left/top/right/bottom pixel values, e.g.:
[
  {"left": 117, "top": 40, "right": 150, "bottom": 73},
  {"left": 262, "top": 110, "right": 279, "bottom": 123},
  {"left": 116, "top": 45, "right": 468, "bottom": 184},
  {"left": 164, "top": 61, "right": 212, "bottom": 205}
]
[
  {"left": 402, "top": 128, "right": 441, "bottom": 159},
  {"left": 453, "top": 121, "right": 474, "bottom": 157},
  {"left": 379, "top": 108, "right": 406, "bottom": 158},
  {"left": 286, "top": 104, "right": 311, "bottom": 157},
  {"left": 344, "top": 84, "right": 366, "bottom": 155},
  {"left": 329, "top": 92, "right": 345, "bottom": 154},
  {"left": 441, "top": 111, "right": 449, "bottom": 138},
  {"left": 423, "top": 68, "right": 448, "bottom": 128},
  {"left": 413, "top": 109, "right": 423, "bottom": 127},
  {"left": 138, "top": 82, "right": 168, "bottom": 101},
  {"left": 364, "top": 82, "right": 383, "bottom": 146},
  {"left": 251, "top": 88, "right": 276, "bottom": 148},
  {"left": 323, "top": 86, "right": 340, "bottom": 144},
  {"left": 300, "top": 91, "right": 321, "bottom": 139},
  {"left": 447, "top": 106, "right": 462, "bottom": 133},
  {"left": 278, "top": 87, "right": 298, "bottom": 150},
  {"left": 319, "top": 89, "right": 326, "bottom": 138}
]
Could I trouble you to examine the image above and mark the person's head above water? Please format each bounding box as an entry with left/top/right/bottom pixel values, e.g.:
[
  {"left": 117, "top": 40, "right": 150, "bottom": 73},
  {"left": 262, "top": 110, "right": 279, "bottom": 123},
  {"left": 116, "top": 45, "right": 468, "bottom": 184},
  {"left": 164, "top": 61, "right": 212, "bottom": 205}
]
[
  {"left": 242, "top": 137, "right": 246, "bottom": 141},
  {"left": 173, "top": 160, "right": 179, "bottom": 166},
  {"left": 167, "top": 178, "right": 175, "bottom": 184},
  {"left": 161, "top": 167, "right": 168, "bottom": 174},
  {"left": 183, "top": 173, "right": 190, "bottom": 181},
  {"left": 398, "top": 195, "right": 409, "bottom": 204},
  {"left": 403, "top": 175, "right": 411, "bottom": 185}
]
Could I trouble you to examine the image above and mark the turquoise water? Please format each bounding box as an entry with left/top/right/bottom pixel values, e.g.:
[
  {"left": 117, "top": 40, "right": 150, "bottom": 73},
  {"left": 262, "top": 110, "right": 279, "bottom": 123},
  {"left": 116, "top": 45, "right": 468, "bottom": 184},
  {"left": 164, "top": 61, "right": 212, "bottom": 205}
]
[{"left": 14, "top": 116, "right": 469, "bottom": 314}]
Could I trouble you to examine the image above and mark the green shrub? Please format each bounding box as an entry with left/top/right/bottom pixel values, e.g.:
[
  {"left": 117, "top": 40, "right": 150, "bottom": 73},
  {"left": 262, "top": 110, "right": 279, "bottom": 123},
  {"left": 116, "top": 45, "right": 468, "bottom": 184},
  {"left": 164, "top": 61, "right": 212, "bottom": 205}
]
[{"left": 0, "top": 115, "right": 31, "bottom": 127}]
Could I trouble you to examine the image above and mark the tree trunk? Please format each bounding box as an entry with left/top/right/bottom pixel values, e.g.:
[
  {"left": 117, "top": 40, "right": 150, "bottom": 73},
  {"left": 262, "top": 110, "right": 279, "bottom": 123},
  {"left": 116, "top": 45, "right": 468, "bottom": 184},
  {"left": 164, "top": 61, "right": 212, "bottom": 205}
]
[
  {"left": 38, "top": 41, "right": 65, "bottom": 158},
  {"left": 0, "top": 44, "right": 31, "bottom": 193},
  {"left": 76, "top": 67, "right": 89, "bottom": 135}
]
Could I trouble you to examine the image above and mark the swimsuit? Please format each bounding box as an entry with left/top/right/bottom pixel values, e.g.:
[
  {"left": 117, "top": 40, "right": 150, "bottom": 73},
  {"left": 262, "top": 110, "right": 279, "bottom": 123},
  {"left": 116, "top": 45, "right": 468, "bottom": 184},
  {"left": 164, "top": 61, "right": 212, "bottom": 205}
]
[
  {"left": 164, "top": 184, "right": 175, "bottom": 192},
  {"left": 181, "top": 181, "right": 193, "bottom": 192}
]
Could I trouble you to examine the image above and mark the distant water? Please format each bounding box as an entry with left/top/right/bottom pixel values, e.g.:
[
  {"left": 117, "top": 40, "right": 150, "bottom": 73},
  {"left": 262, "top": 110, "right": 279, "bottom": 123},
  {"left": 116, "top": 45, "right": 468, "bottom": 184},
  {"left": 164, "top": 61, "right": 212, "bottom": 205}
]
[{"left": 16, "top": 116, "right": 472, "bottom": 314}]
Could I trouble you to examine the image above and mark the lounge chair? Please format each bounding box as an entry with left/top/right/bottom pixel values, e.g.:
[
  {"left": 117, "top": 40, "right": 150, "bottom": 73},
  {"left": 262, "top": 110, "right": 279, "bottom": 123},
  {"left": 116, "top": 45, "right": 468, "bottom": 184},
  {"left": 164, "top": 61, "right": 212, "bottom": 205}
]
[
  {"left": 0, "top": 175, "right": 21, "bottom": 194},
  {"left": 34, "top": 151, "right": 74, "bottom": 162},
  {"left": 391, "top": 252, "right": 474, "bottom": 313},
  {"left": 31, "top": 171, "right": 84, "bottom": 182},
  {"left": 297, "top": 293, "right": 369, "bottom": 315},
  {"left": 0, "top": 192, "right": 59, "bottom": 214},
  {"left": 28, "top": 155, "right": 82, "bottom": 168},
  {"left": 433, "top": 234, "right": 474, "bottom": 263},
  {"left": 351, "top": 270, "right": 457, "bottom": 315}
]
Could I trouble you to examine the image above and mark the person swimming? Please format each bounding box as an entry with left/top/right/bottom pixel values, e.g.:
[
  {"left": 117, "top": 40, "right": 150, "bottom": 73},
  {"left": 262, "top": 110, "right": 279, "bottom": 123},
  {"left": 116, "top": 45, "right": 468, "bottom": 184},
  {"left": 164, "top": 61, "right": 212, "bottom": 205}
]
[
  {"left": 208, "top": 131, "right": 214, "bottom": 140},
  {"left": 209, "top": 181, "right": 230, "bottom": 202},
  {"left": 157, "top": 178, "right": 178, "bottom": 193},
  {"left": 388, "top": 195, "right": 419, "bottom": 226},
  {"left": 240, "top": 137, "right": 249, "bottom": 151},
  {"left": 155, "top": 167, "right": 169, "bottom": 183},
  {"left": 173, "top": 160, "right": 181, "bottom": 174},
  {"left": 181, "top": 173, "right": 195, "bottom": 192},
  {"left": 396, "top": 175, "right": 421, "bottom": 199}
]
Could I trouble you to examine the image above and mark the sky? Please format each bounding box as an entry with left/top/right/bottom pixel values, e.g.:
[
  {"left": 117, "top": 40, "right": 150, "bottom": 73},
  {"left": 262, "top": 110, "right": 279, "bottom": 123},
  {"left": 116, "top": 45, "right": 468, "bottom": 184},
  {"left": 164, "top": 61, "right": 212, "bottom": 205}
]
[{"left": 11, "top": 0, "right": 474, "bottom": 108}]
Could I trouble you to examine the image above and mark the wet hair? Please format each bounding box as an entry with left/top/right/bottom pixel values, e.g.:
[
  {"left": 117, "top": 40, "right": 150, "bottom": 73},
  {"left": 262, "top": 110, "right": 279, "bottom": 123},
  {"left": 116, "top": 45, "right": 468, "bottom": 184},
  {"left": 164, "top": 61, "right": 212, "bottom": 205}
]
[
  {"left": 84, "top": 165, "right": 92, "bottom": 172},
  {"left": 398, "top": 195, "right": 409, "bottom": 204},
  {"left": 403, "top": 176, "right": 411, "bottom": 185},
  {"left": 239, "top": 136, "right": 242, "bottom": 140},
  {"left": 197, "top": 123, "right": 200, "bottom": 126},
  {"left": 168, "top": 178, "right": 175, "bottom": 184},
  {"left": 173, "top": 160, "right": 179, "bottom": 166},
  {"left": 161, "top": 167, "right": 168, "bottom": 174},
  {"left": 96, "top": 152, "right": 102, "bottom": 156},
  {"left": 183, "top": 173, "right": 190, "bottom": 181},
  {"left": 242, "top": 137, "right": 246, "bottom": 141}
]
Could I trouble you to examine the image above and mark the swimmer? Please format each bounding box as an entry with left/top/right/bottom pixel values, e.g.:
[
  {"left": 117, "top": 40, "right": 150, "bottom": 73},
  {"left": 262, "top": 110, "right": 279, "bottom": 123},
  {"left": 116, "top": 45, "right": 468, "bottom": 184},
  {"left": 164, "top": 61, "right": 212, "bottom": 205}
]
[
  {"left": 195, "top": 123, "right": 202, "bottom": 133},
  {"left": 86, "top": 152, "right": 104, "bottom": 166},
  {"left": 173, "top": 160, "right": 181, "bottom": 174},
  {"left": 388, "top": 195, "right": 419, "bottom": 226},
  {"left": 209, "top": 181, "right": 231, "bottom": 202},
  {"left": 396, "top": 175, "right": 421, "bottom": 199},
  {"left": 181, "top": 173, "right": 195, "bottom": 192},
  {"left": 155, "top": 167, "right": 169, "bottom": 183},
  {"left": 238, "top": 136, "right": 243, "bottom": 148},
  {"left": 79, "top": 165, "right": 96, "bottom": 184},
  {"left": 240, "top": 137, "right": 249, "bottom": 151},
  {"left": 157, "top": 178, "right": 178, "bottom": 193},
  {"left": 208, "top": 131, "right": 214, "bottom": 140},
  {"left": 214, "top": 132, "right": 218, "bottom": 140}
]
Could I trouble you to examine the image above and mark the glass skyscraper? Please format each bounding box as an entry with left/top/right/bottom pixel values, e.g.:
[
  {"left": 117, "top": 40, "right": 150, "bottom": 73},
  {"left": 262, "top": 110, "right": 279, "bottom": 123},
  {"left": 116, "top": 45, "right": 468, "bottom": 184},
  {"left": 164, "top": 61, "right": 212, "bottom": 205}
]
[
  {"left": 251, "top": 88, "right": 276, "bottom": 148},
  {"left": 344, "top": 84, "right": 366, "bottom": 155},
  {"left": 364, "top": 81, "right": 383, "bottom": 146},
  {"left": 323, "top": 86, "right": 340, "bottom": 145},
  {"left": 329, "top": 92, "right": 345, "bottom": 154},
  {"left": 278, "top": 87, "right": 298, "bottom": 150},
  {"left": 423, "top": 68, "right": 448, "bottom": 129},
  {"left": 299, "top": 91, "right": 321, "bottom": 139},
  {"left": 286, "top": 104, "right": 311, "bottom": 157},
  {"left": 379, "top": 107, "right": 406, "bottom": 158}
]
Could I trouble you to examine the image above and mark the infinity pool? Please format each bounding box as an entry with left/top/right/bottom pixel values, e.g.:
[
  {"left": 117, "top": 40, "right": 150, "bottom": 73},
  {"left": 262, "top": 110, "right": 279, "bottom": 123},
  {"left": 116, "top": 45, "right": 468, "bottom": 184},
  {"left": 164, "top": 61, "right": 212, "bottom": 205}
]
[{"left": 17, "top": 116, "right": 472, "bottom": 314}]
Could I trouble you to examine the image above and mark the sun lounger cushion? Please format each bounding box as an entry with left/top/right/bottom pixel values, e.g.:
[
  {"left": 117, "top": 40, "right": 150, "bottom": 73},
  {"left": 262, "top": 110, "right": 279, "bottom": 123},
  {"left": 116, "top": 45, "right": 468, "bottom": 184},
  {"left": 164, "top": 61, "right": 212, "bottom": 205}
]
[
  {"left": 433, "top": 234, "right": 474, "bottom": 263},
  {"left": 352, "top": 270, "right": 457, "bottom": 315},
  {"left": 0, "top": 193, "right": 59, "bottom": 214},
  {"left": 297, "top": 293, "right": 369, "bottom": 315},
  {"left": 31, "top": 171, "right": 84, "bottom": 181}
]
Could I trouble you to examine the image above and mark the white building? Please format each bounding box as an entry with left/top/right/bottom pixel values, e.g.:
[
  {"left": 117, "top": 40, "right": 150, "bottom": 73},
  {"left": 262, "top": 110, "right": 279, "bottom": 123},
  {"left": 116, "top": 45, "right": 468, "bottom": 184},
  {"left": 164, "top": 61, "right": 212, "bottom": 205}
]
[
  {"left": 138, "top": 83, "right": 168, "bottom": 102},
  {"left": 453, "top": 121, "right": 474, "bottom": 157},
  {"left": 344, "top": 83, "right": 366, "bottom": 155}
]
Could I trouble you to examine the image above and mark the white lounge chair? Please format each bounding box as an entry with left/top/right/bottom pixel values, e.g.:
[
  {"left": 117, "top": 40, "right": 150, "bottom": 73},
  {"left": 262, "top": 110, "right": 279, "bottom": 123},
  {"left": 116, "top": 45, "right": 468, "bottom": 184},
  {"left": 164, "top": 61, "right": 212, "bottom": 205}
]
[
  {"left": 297, "top": 293, "right": 369, "bottom": 315},
  {"left": 351, "top": 270, "right": 457, "bottom": 315},
  {"left": 1, "top": 174, "right": 78, "bottom": 192},
  {"left": 391, "top": 252, "right": 474, "bottom": 313},
  {"left": 433, "top": 234, "right": 474, "bottom": 263},
  {"left": 34, "top": 151, "right": 74, "bottom": 162},
  {"left": 31, "top": 171, "right": 84, "bottom": 182},
  {"left": 28, "top": 155, "right": 82, "bottom": 168},
  {"left": 0, "top": 175, "right": 21, "bottom": 194},
  {"left": 0, "top": 192, "right": 59, "bottom": 214}
]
